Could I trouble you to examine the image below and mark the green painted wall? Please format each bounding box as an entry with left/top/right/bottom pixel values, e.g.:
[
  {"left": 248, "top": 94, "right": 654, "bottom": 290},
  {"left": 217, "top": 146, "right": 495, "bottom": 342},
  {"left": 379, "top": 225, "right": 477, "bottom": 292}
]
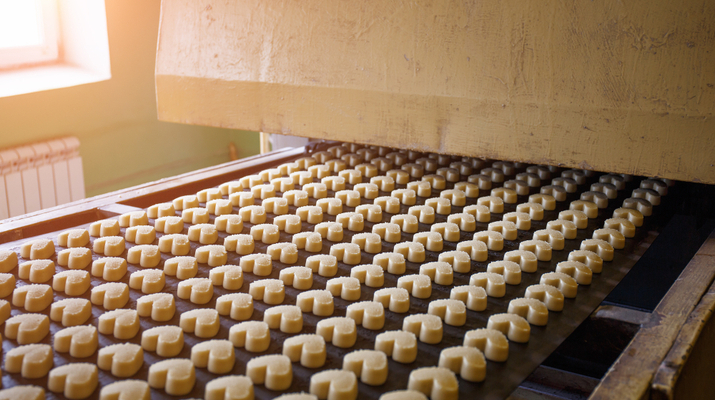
[{"left": 0, "top": 0, "right": 259, "bottom": 197}]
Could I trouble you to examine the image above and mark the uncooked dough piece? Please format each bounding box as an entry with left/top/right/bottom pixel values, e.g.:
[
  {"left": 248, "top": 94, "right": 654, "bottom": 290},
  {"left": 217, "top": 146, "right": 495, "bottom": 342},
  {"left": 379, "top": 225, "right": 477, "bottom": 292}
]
[
  {"left": 58, "top": 228, "right": 90, "bottom": 247},
  {"left": 164, "top": 256, "right": 198, "bottom": 280},
  {"left": 351, "top": 264, "right": 384, "bottom": 288},
  {"left": 373, "top": 252, "right": 407, "bottom": 275},
  {"left": 296, "top": 290, "right": 334, "bottom": 316},
  {"left": 195, "top": 244, "right": 228, "bottom": 266},
  {"left": 439, "top": 346, "right": 486, "bottom": 382},
  {"left": 375, "top": 330, "right": 418, "bottom": 363},
  {"left": 329, "top": 243, "right": 362, "bottom": 265},
  {"left": 157, "top": 234, "right": 190, "bottom": 256},
  {"left": 555, "top": 261, "right": 593, "bottom": 285},
  {"left": 99, "top": 380, "right": 151, "bottom": 400},
  {"left": 379, "top": 390, "right": 428, "bottom": 400},
  {"left": 191, "top": 339, "right": 236, "bottom": 374},
  {"left": 204, "top": 376, "right": 254, "bottom": 400},
  {"left": 141, "top": 325, "right": 184, "bottom": 357},
  {"left": 263, "top": 305, "right": 303, "bottom": 333},
  {"left": 53, "top": 325, "right": 98, "bottom": 358},
  {"left": 463, "top": 328, "right": 510, "bottom": 362},
  {"left": 177, "top": 277, "right": 214, "bottom": 305},
  {"left": 13, "top": 284, "right": 53, "bottom": 312},
  {"left": 126, "top": 244, "right": 161, "bottom": 268},
  {"left": 57, "top": 240, "right": 95, "bottom": 267},
  {"left": 403, "top": 314, "right": 443, "bottom": 344},
  {"left": 148, "top": 358, "right": 196, "bottom": 396},
  {"left": 211, "top": 265, "right": 245, "bottom": 290},
  {"left": 20, "top": 238, "right": 55, "bottom": 260},
  {"left": 0, "top": 386, "right": 46, "bottom": 400},
  {"left": 129, "top": 269, "right": 166, "bottom": 294},
  {"left": 346, "top": 301, "right": 385, "bottom": 330},
  {"left": 407, "top": 367, "right": 459, "bottom": 400},
  {"left": 119, "top": 210, "right": 149, "bottom": 227},
  {"left": 0, "top": 250, "right": 18, "bottom": 272},
  {"left": 98, "top": 309, "right": 140, "bottom": 339},
  {"left": 280, "top": 266, "right": 313, "bottom": 290},
  {"left": 310, "top": 370, "right": 358, "bottom": 400},
  {"left": 187, "top": 223, "right": 219, "bottom": 244},
  {"left": 5, "top": 313, "right": 50, "bottom": 344},
  {"left": 240, "top": 253, "right": 273, "bottom": 276},
  {"left": 316, "top": 317, "right": 357, "bottom": 348},
  {"left": 246, "top": 354, "right": 293, "bottom": 391},
  {"left": 229, "top": 320, "right": 271, "bottom": 352},
  {"left": 207, "top": 288, "right": 251, "bottom": 321},
  {"left": 4, "top": 344, "right": 53, "bottom": 379},
  {"left": 487, "top": 313, "right": 531, "bottom": 343},
  {"left": 450, "top": 285, "right": 487, "bottom": 312},
  {"left": 91, "top": 282, "right": 129, "bottom": 310},
  {"left": 89, "top": 219, "right": 120, "bottom": 237},
  {"left": 326, "top": 276, "right": 362, "bottom": 301},
  {"left": 91, "top": 257, "right": 127, "bottom": 281},
  {"left": 428, "top": 299, "right": 467, "bottom": 327},
  {"left": 284, "top": 334, "right": 327, "bottom": 368},
  {"left": 18, "top": 259, "right": 55, "bottom": 283},
  {"left": 92, "top": 236, "right": 126, "bottom": 257},
  {"left": 250, "top": 279, "right": 285, "bottom": 304},
  {"left": 48, "top": 363, "right": 98, "bottom": 400},
  {"left": 397, "top": 274, "right": 432, "bottom": 299},
  {"left": 508, "top": 298, "right": 549, "bottom": 326},
  {"left": 137, "top": 293, "right": 176, "bottom": 321},
  {"left": 469, "top": 272, "right": 506, "bottom": 298},
  {"left": 540, "top": 272, "right": 579, "bottom": 298},
  {"left": 180, "top": 308, "right": 221, "bottom": 338},
  {"left": 305, "top": 254, "right": 339, "bottom": 277},
  {"left": 0, "top": 274, "right": 13, "bottom": 298},
  {"left": 568, "top": 250, "right": 603, "bottom": 273},
  {"left": 343, "top": 349, "right": 389, "bottom": 386},
  {"left": 524, "top": 284, "right": 565, "bottom": 312},
  {"left": 51, "top": 298, "right": 92, "bottom": 326}
]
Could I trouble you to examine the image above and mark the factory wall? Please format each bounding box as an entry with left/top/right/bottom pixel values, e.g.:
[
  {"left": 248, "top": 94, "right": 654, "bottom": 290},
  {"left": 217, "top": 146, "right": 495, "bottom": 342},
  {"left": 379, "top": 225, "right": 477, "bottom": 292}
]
[{"left": 0, "top": 0, "right": 259, "bottom": 198}]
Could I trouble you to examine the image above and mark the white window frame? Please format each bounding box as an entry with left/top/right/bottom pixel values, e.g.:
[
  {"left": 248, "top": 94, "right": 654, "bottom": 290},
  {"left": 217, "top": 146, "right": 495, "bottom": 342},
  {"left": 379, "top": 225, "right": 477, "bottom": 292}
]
[
  {"left": 0, "top": 0, "right": 111, "bottom": 98},
  {"left": 0, "top": 0, "right": 59, "bottom": 69}
]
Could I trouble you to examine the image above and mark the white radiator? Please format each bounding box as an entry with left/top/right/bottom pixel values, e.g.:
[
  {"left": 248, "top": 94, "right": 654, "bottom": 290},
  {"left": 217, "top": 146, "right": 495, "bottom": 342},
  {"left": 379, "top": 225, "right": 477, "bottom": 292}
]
[{"left": 0, "top": 137, "right": 85, "bottom": 219}]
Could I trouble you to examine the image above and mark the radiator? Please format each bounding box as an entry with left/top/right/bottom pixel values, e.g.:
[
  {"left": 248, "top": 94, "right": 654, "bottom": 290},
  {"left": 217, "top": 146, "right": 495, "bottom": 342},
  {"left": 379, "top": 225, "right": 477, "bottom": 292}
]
[{"left": 0, "top": 136, "right": 85, "bottom": 219}]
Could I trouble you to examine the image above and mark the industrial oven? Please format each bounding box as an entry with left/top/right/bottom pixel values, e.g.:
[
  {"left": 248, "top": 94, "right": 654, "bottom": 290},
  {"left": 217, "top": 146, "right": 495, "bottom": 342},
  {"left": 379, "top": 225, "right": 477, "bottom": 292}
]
[{"left": 1, "top": 1, "right": 714, "bottom": 399}]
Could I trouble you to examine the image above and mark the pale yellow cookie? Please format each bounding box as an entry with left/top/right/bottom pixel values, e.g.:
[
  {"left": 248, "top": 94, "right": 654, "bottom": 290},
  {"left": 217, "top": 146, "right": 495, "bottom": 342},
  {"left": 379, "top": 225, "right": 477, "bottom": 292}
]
[
  {"left": 137, "top": 293, "right": 176, "bottom": 321},
  {"left": 216, "top": 292, "right": 253, "bottom": 320},
  {"left": 210, "top": 265, "right": 244, "bottom": 290},
  {"left": 296, "top": 290, "right": 334, "bottom": 316},
  {"left": 18, "top": 259, "right": 55, "bottom": 283},
  {"left": 99, "top": 380, "right": 150, "bottom": 400},
  {"left": 98, "top": 309, "right": 140, "bottom": 339},
  {"left": 464, "top": 328, "right": 509, "bottom": 362},
  {"left": 13, "top": 284, "right": 53, "bottom": 312},
  {"left": 148, "top": 358, "right": 196, "bottom": 396},
  {"left": 5, "top": 313, "right": 49, "bottom": 344},
  {"left": 124, "top": 225, "right": 156, "bottom": 244},
  {"left": 128, "top": 269, "right": 165, "bottom": 294},
  {"left": 180, "top": 308, "right": 220, "bottom": 338},
  {"left": 247, "top": 354, "right": 293, "bottom": 391},
  {"left": 58, "top": 228, "right": 90, "bottom": 248},
  {"left": 397, "top": 274, "right": 432, "bottom": 299},
  {"left": 164, "top": 256, "right": 198, "bottom": 279},
  {"left": 284, "top": 334, "right": 327, "bottom": 368},
  {"left": 48, "top": 363, "right": 98, "bottom": 399},
  {"left": 177, "top": 278, "right": 214, "bottom": 305},
  {"left": 158, "top": 233, "right": 190, "bottom": 256},
  {"left": 343, "top": 349, "right": 388, "bottom": 386},
  {"left": 310, "top": 370, "right": 358, "bottom": 400},
  {"left": 142, "top": 325, "right": 184, "bottom": 357},
  {"left": 93, "top": 236, "right": 125, "bottom": 257},
  {"left": 264, "top": 305, "right": 303, "bottom": 333},
  {"left": 50, "top": 298, "right": 92, "bottom": 326},
  {"left": 91, "top": 282, "right": 129, "bottom": 310},
  {"left": 5, "top": 344, "right": 53, "bottom": 378},
  {"left": 118, "top": 210, "right": 149, "bottom": 227},
  {"left": 54, "top": 325, "right": 98, "bottom": 358},
  {"left": 346, "top": 301, "right": 385, "bottom": 330},
  {"left": 53, "top": 270, "right": 90, "bottom": 296},
  {"left": 439, "top": 346, "right": 486, "bottom": 382},
  {"left": 191, "top": 339, "right": 235, "bottom": 374},
  {"left": 20, "top": 238, "right": 55, "bottom": 260},
  {"left": 375, "top": 330, "right": 418, "bottom": 363},
  {"left": 229, "top": 320, "right": 270, "bottom": 352},
  {"left": 316, "top": 317, "right": 357, "bottom": 348},
  {"left": 89, "top": 219, "right": 120, "bottom": 237},
  {"left": 91, "top": 257, "right": 127, "bottom": 281}
]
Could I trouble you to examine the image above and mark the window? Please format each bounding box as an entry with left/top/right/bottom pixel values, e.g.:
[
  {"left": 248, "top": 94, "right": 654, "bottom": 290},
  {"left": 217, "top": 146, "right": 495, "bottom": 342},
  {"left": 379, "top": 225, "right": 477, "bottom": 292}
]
[
  {"left": 0, "top": 0, "right": 110, "bottom": 98},
  {"left": 0, "top": 0, "right": 59, "bottom": 69}
]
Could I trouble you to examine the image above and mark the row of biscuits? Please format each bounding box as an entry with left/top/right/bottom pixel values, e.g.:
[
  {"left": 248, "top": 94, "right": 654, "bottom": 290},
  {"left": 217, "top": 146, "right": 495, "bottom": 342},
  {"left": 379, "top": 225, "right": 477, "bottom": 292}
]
[{"left": 0, "top": 145, "right": 668, "bottom": 400}]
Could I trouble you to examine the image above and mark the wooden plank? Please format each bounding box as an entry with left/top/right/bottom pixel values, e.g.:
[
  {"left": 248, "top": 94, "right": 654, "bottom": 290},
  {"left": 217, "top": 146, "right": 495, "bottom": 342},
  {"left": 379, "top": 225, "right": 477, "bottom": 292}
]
[
  {"left": 590, "top": 237, "right": 715, "bottom": 400},
  {"left": 156, "top": 0, "right": 715, "bottom": 183},
  {"left": 651, "top": 262, "right": 715, "bottom": 399}
]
